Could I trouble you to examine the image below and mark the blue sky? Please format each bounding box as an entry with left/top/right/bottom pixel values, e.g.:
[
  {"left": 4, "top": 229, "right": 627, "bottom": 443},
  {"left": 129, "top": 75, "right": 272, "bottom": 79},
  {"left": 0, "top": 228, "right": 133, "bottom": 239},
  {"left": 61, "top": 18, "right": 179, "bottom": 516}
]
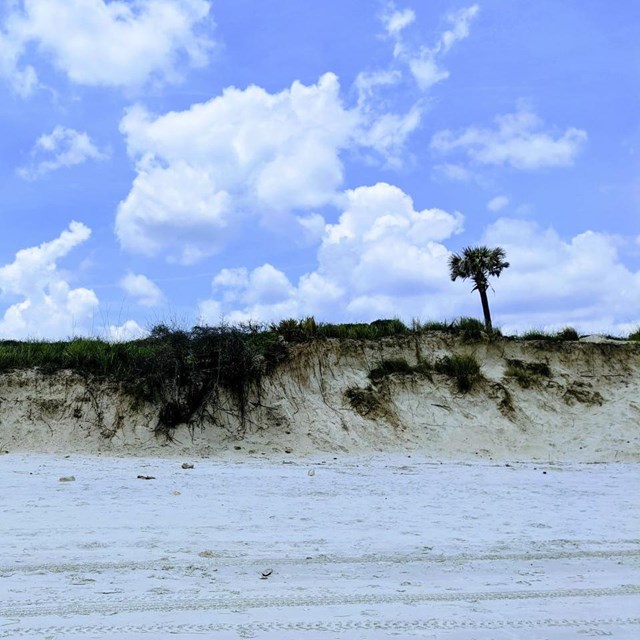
[{"left": 1, "top": 0, "right": 639, "bottom": 339}]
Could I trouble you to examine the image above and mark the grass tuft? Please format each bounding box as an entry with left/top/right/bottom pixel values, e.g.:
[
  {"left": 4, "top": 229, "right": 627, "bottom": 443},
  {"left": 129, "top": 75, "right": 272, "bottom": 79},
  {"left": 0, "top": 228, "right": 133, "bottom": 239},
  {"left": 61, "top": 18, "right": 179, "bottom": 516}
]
[
  {"left": 505, "top": 359, "right": 551, "bottom": 388},
  {"left": 271, "top": 317, "right": 410, "bottom": 342},
  {"left": 451, "top": 317, "right": 485, "bottom": 342},
  {"left": 414, "top": 320, "right": 451, "bottom": 332},
  {"left": 434, "top": 354, "right": 482, "bottom": 392},
  {"left": 368, "top": 358, "right": 415, "bottom": 382},
  {"left": 520, "top": 327, "right": 579, "bottom": 342}
]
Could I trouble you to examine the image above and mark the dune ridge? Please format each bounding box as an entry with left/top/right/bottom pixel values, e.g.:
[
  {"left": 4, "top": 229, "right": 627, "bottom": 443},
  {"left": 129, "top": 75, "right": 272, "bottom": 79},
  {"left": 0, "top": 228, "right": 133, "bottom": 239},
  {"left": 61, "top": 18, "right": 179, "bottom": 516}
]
[{"left": 1, "top": 334, "right": 638, "bottom": 461}]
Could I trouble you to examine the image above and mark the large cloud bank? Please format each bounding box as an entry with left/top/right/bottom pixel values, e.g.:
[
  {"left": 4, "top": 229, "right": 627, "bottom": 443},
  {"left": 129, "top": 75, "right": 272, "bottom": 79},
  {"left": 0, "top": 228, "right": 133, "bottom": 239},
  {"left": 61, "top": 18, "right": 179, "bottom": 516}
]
[
  {"left": 116, "top": 73, "right": 362, "bottom": 263},
  {"left": 115, "top": 5, "right": 482, "bottom": 264},
  {"left": 482, "top": 219, "right": 640, "bottom": 335}
]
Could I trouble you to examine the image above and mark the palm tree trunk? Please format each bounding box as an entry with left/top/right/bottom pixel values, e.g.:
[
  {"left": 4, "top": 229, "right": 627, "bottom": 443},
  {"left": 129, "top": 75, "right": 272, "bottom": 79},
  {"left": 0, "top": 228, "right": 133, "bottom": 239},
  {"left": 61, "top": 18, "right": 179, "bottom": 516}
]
[{"left": 477, "top": 286, "right": 492, "bottom": 332}]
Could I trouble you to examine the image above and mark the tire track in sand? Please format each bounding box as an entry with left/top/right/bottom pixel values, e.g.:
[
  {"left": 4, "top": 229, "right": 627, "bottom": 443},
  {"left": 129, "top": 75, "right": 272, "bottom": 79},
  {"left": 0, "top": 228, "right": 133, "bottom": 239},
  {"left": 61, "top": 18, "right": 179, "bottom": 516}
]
[
  {"left": 2, "top": 545, "right": 639, "bottom": 576},
  {"left": 1, "top": 616, "right": 639, "bottom": 638},
  {"left": 1, "top": 584, "right": 639, "bottom": 619}
]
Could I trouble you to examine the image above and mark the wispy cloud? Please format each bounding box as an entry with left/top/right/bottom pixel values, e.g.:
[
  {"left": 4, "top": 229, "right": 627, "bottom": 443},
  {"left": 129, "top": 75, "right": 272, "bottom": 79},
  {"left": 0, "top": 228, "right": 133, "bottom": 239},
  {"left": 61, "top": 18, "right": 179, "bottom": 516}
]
[
  {"left": 432, "top": 107, "right": 587, "bottom": 171},
  {"left": 18, "top": 126, "right": 109, "bottom": 180},
  {"left": 487, "top": 195, "right": 509, "bottom": 212},
  {"left": 384, "top": 4, "right": 480, "bottom": 91},
  {"left": 382, "top": 7, "right": 415, "bottom": 38}
]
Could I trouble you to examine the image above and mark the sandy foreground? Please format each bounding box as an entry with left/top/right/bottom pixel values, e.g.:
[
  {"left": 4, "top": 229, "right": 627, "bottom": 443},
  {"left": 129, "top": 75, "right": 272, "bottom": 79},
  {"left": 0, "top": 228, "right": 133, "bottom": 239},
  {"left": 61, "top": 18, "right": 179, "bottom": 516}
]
[{"left": 0, "top": 453, "right": 638, "bottom": 639}]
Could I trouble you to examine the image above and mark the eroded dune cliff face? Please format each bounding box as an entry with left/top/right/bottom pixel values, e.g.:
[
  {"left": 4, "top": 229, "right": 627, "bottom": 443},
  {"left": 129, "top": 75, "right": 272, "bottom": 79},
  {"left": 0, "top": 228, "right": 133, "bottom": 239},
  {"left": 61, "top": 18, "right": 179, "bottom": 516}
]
[{"left": 0, "top": 334, "right": 638, "bottom": 461}]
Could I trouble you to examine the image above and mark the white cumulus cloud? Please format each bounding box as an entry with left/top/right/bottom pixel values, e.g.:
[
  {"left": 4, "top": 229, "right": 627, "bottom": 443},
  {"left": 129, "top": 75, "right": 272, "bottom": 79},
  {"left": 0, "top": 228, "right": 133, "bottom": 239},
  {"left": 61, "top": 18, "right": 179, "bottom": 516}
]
[
  {"left": 199, "top": 183, "right": 465, "bottom": 324},
  {"left": 114, "top": 4, "right": 479, "bottom": 264},
  {"left": 481, "top": 218, "right": 640, "bottom": 334},
  {"left": 120, "top": 272, "right": 165, "bottom": 308},
  {"left": 0, "top": 222, "right": 99, "bottom": 339},
  {"left": 18, "top": 126, "right": 109, "bottom": 179},
  {"left": 116, "top": 73, "right": 422, "bottom": 263},
  {"left": 431, "top": 108, "right": 587, "bottom": 171},
  {"left": 104, "top": 319, "right": 147, "bottom": 342},
  {"left": 0, "top": 0, "right": 212, "bottom": 94}
]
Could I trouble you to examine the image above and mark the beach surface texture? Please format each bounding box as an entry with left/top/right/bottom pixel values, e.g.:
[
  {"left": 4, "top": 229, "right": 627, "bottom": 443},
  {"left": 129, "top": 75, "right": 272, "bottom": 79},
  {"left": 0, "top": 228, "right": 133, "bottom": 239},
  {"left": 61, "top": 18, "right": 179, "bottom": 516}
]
[{"left": 0, "top": 334, "right": 638, "bottom": 638}]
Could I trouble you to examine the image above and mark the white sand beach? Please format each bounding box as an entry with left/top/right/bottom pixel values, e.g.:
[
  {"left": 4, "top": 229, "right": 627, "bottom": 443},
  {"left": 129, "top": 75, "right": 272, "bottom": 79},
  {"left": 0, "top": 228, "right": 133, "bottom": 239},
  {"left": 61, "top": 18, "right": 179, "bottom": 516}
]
[{"left": 1, "top": 453, "right": 639, "bottom": 639}]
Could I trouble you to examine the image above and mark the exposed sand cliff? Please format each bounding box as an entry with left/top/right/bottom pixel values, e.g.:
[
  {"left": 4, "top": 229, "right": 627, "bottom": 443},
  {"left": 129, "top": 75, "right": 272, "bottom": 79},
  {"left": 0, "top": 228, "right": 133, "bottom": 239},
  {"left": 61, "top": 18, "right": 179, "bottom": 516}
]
[{"left": 1, "top": 334, "right": 638, "bottom": 461}]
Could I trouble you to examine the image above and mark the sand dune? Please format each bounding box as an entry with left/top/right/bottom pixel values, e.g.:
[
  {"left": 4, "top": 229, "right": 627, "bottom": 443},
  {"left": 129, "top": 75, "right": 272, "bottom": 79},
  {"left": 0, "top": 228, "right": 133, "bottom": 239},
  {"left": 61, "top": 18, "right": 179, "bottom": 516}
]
[{"left": 0, "top": 334, "right": 638, "bottom": 461}]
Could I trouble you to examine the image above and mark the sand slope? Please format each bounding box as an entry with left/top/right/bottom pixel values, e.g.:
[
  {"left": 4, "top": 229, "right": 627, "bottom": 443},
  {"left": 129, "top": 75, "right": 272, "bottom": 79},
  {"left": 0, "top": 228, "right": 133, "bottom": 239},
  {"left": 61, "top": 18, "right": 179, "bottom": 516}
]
[{"left": 0, "top": 334, "right": 638, "bottom": 461}]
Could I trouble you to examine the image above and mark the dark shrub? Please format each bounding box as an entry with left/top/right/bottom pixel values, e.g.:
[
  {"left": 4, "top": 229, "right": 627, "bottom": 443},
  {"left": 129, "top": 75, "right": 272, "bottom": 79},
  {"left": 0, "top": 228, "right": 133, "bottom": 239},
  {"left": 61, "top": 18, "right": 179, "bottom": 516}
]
[
  {"left": 369, "top": 318, "right": 409, "bottom": 336},
  {"left": 555, "top": 327, "right": 579, "bottom": 341},
  {"left": 344, "top": 386, "right": 384, "bottom": 416},
  {"left": 272, "top": 317, "right": 409, "bottom": 342}
]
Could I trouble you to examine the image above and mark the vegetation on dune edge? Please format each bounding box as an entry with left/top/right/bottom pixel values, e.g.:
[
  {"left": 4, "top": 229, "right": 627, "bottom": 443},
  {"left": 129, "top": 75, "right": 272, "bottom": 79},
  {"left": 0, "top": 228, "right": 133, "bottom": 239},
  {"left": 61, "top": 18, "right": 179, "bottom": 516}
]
[
  {"left": 367, "top": 353, "right": 482, "bottom": 393},
  {"left": 0, "top": 324, "right": 289, "bottom": 438}
]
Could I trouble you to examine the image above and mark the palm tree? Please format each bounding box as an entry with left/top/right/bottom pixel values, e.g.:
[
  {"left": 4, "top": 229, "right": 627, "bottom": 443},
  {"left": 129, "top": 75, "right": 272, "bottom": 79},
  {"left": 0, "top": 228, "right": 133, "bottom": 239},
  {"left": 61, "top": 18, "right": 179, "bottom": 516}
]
[{"left": 448, "top": 246, "right": 509, "bottom": 332}]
